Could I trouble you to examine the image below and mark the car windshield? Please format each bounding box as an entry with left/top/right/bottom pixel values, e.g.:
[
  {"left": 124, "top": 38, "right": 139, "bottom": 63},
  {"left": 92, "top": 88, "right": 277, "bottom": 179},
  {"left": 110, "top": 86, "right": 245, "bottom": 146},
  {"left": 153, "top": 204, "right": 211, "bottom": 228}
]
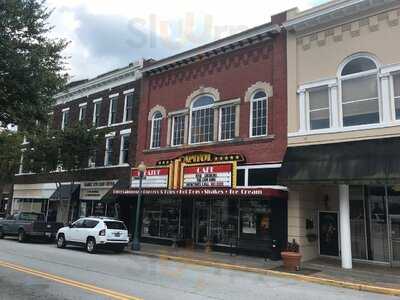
[
  {"left": 20, "top": 213, "right": 44, "bottom": 221},
  {"left": 104, "top": 221, "right": 126, "bottom": 230}
]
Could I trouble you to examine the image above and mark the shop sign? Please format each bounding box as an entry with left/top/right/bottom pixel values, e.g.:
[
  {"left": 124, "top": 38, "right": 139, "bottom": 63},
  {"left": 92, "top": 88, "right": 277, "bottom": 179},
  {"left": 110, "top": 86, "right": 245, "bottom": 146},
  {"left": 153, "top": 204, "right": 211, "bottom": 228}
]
[
  {"left": 182, "top": 163, "right": 233, "bottom": 188},
  {"left": 131, "top": 167, "right": 169, "bottom": 188},
  {"left": 80, "top": 180, "right": 117, "bottom": 200},
  {"left": 113, "top": 188, "right": 286, "bottom": 198},
  {"left": 156, "top": 151, "right": 245, "bottom": 166}
]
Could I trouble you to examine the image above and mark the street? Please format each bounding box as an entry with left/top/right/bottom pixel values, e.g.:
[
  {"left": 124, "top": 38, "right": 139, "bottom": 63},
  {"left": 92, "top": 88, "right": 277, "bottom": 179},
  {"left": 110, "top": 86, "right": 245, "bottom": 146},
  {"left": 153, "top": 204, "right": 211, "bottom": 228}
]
[{"left": 0, "top": 238, "right": 397, "bottom": 300}]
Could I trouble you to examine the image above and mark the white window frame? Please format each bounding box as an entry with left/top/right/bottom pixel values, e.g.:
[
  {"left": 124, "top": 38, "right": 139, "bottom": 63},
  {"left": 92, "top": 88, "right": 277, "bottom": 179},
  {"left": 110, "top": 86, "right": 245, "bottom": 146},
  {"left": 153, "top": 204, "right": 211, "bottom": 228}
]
[
  {"left": 249, "top": 91, "right": 268, "bottom": 138},
  {"left": 79, "top": 102, "right": 87, "bottom": 122},
  {"left": 218, "top": 104, "right": 236, "bottom": 141},
  {"left": 390, "top": 72, "right": 400, "bottom": 121},
  {"left": 61, "top": 108, "right": 70, "bottom": 130},
  {"left": 171, "top": 114, "right": 185, "bottom": 146},
  {"left": 123, "top": 91, "right": 134, "bottom": 122},
  {"left": 338, "top": 55, "right": 380, "bottom": 128},
  {"left": 108, "top": 96, "right": 118, "bottom": 126},
  {"left": 306, "top": 85, "right": 332, "bottom": 131},
  {"left": 188, "top": 95, "right": 215, "bottom": 145},
  {"left": 119, "top": 134, "right": 130, "bottom": 165},
  {"left": 92, "top": 98, "right": 102, "bottom": 127},
  {"left": 150, "top": 112, "right": 163, "bottom": 149},
  {"left": 104, "top": 137, "right": 114, "bottom": 166}
]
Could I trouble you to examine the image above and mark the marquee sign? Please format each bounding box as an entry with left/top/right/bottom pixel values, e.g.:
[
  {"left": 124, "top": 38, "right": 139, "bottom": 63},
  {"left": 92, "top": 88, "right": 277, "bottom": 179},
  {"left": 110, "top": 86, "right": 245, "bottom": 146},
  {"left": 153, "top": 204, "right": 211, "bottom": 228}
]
[
  {"left": 156, "top": 151, "right": 245, "bottom": 166},
  {"left": 182, "top": 163, "right": 234, "bottom": 188},
  {"left": 131, "top": 167, "right": 169, "bottom": 188}
]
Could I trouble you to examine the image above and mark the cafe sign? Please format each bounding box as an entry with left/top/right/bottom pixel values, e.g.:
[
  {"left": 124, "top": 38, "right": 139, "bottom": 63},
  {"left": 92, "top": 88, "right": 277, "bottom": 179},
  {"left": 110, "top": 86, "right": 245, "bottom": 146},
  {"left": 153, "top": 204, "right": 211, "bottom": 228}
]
[
  {"left": 131, "top": 167, "right": 170, "bottom": 188},
  {"left": 80, "top": 180, "right": 117, "bottom": 200},
  {"left": 182, "top": 163, "right": 236, "bottom": 188}
]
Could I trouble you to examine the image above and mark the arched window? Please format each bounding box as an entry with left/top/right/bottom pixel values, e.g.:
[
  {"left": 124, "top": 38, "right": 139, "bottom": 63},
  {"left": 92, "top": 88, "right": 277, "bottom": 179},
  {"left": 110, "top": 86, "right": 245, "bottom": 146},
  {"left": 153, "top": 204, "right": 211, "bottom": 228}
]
[
  {"left": 190, "top": 95, "right": 215, "bottom": 144},
  {"left": 150, "top": 111, "right": 163, "bottom": 148},
  {"left": 250, "top": 91, "right": 268, "bottom": 137},
  {"left": 340, "top": 56, "right": 379, "bottom": 127}
]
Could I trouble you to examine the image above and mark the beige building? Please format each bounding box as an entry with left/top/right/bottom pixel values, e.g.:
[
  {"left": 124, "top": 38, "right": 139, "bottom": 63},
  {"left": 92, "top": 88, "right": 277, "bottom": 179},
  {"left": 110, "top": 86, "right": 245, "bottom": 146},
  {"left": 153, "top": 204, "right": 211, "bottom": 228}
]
[{"left": 281, "top": 0, "right": 400, "bottom": 268}]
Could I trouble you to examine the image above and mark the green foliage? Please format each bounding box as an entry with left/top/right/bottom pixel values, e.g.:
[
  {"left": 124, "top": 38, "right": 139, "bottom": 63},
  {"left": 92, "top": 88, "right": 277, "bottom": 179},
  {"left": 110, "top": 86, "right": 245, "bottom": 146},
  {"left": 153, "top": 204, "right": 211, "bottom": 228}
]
[
  {"left": 23, "top": 124, "right": 102, "bottom": 175},
  {"left": 0, "top": 130, "right": 23, "bottom": 183},
  {"left": 0, "top": 0, "right": 69, "bottom": 129}
]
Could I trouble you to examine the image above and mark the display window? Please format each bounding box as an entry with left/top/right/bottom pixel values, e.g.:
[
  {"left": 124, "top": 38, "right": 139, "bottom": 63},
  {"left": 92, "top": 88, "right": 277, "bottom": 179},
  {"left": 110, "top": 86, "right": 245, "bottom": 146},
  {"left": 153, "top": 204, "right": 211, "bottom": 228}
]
[
  {"left": 142, "top": 198, "right": 181, "bottom": 239},
  {"left": 240, "top": 200, "right": 272, "bottom": 240}
]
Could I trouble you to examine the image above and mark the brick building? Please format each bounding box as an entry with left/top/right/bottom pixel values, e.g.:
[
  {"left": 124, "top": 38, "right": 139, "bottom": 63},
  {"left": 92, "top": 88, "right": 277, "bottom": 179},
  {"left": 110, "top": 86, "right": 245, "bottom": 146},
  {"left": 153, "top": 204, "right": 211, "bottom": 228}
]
[
  {"left": 114, "top": 13, "right": 289, "bottom": 255},
  {"left": 13, "top": 60, "right": 143, "bottom": 226}
]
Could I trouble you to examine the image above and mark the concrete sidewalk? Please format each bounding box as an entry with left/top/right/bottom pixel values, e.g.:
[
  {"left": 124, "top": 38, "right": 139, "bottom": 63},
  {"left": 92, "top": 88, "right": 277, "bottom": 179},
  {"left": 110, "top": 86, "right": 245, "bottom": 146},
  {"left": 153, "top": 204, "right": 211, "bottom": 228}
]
[{"left": 128, "top": 243, "right": 400, "bottom": 297}]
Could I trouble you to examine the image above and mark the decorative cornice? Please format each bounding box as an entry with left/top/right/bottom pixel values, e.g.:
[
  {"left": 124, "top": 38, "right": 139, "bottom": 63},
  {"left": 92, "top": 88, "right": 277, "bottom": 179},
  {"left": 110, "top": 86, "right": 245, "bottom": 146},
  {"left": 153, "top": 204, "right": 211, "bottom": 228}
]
[
  {"left": 284, "top": 0, "right": 399, "bottom": 32},
  {"left": 142, "top": 24, "right": 280, "bottom": 75},
  {"left": 54, "top": 60, "right": 143, "bottom": 105}
]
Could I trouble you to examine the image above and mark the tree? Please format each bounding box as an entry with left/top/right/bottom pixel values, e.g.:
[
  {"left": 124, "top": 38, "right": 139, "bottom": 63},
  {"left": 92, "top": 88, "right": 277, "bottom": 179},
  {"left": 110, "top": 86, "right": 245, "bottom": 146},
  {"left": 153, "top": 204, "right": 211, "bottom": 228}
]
[
  {"left": 0, "top": 0, "right": 69, "bottom": 129},
  {"left": 0, "top": 129, "right": 23, "bottom": 214},
  {"left": 24, "top": 124, "right": 102, "bottom": 222}
]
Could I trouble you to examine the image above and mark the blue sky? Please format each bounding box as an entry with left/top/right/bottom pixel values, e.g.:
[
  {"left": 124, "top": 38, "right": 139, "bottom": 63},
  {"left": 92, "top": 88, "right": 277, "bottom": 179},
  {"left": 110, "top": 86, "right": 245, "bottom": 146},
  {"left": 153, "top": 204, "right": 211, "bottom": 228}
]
[{"left": 47, "top": 0, "right": 329, "bottom": 80}]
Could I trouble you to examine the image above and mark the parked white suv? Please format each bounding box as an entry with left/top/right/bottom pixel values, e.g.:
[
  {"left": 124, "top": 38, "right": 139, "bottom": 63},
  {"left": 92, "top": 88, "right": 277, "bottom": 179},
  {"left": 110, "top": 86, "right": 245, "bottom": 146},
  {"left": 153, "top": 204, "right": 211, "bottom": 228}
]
[{"left": 56, "top": 217, "right": 129, "bottom": 253}]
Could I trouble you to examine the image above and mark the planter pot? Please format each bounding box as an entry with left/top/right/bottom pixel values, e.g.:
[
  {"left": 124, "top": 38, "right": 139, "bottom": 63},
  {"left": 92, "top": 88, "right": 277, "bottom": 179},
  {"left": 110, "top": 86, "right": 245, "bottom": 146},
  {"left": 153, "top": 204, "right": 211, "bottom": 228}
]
[{"left": 281, "top": 251, "right": 302, "bottom": 271}]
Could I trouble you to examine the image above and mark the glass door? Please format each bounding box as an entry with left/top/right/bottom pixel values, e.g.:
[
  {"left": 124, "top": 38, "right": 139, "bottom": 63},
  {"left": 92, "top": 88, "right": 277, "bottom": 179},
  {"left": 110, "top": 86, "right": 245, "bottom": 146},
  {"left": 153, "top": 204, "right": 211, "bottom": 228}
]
[
  {"left": 195, "top": 200, "right": 210, "bottom": 244},
  {"left": 390, "top": 216, "right": 400, "bottom": 265}
]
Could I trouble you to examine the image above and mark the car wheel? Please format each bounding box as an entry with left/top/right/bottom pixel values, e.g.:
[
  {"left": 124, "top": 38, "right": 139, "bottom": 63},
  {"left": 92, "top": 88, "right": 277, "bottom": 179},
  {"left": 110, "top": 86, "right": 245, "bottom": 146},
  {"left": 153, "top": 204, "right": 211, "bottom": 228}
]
[
  {"left": 86, "top": 237, "right": 96, "bottom": 254},
  {"left": 0, "top": 228, "right": 4, "bottom": 239},
  {"left": 57, "top": 234, "right": 66, "bottom": 248},
  {"left": 18, "top": 229, "right": 26, "bottom": 243}
]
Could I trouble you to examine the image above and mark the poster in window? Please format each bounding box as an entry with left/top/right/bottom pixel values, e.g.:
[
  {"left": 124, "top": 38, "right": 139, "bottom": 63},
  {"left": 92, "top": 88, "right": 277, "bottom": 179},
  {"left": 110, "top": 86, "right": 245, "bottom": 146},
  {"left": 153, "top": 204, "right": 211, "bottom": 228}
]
[{"left": 319, "top": 211, "right": 339, "bottom": 256}]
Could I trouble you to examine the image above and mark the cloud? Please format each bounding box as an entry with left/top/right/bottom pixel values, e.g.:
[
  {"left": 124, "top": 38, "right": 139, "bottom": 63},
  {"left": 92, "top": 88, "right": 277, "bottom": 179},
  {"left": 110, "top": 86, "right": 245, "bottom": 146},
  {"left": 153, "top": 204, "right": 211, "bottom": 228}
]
[{"left": 46, "top": 0, "right": 328, "bottom": 80}]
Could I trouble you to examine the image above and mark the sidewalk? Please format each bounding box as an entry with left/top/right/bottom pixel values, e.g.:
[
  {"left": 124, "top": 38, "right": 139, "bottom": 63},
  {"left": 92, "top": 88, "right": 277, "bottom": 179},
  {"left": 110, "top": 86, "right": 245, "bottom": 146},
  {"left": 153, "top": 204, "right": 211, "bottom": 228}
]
[{"left": 128, "top": 243, "right": 400, "bottom": 297}]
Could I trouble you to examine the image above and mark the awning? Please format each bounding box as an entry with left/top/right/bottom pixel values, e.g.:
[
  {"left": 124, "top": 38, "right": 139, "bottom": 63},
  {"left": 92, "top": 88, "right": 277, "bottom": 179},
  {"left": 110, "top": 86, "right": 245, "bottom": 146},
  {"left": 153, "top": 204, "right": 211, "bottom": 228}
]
[
  {"left": 49, "top": 184, "right": 80, "bottom": 201},
  {"left": 13, "top": 183, "right": 57, "bottom": 199},
  {"left": 278, "top": 137, "right": 400, "bottom": 185},
  {"left": 101, "top": 179, "right": 131, "bottom": 204}
]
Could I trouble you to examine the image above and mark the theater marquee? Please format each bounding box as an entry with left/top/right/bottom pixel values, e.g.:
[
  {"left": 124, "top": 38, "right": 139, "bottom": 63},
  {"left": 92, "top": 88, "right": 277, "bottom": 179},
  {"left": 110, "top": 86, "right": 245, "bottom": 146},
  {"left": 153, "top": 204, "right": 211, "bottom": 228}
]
[
  {"left": 131, "top": 167, "right": 170, "bottom": 188},
  {"left": 182, "top": 163, "right": 235, "bottom": 188}
]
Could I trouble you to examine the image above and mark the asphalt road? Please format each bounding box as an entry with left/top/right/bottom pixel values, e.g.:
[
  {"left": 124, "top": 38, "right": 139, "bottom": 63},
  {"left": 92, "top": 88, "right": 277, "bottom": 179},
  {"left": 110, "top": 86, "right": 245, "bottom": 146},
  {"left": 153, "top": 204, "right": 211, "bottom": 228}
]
[{"left": 0, "top": 238, "right": 397, "bottom": 300}]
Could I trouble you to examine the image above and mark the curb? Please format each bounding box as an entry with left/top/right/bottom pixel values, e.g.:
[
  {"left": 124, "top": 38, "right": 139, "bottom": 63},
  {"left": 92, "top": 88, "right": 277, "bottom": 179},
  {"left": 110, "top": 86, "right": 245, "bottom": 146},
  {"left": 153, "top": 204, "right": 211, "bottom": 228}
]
[{"left": 131, "top": 251, "right": 400, "bottom": 297}]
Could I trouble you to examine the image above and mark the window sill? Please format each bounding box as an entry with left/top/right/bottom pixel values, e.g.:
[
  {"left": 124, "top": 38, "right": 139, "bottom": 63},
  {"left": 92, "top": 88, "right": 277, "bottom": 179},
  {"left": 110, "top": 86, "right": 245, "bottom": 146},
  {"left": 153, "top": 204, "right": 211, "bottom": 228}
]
[
  {"left": 96, "top": 121, "right": 133, "bottom": 130},
  {"left": 144, "top": 135, "right": 275, "bottom": 153},
  {"left": 289, "top": 121, "right": 400, "bottom": 138}
]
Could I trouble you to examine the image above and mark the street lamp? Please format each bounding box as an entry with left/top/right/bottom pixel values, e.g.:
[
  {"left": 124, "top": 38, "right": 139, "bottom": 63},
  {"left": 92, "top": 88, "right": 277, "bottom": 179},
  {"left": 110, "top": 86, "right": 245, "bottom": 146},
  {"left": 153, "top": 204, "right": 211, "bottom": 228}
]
[{"left": 132, "top": 161, "right": 146, "bottom": 251}]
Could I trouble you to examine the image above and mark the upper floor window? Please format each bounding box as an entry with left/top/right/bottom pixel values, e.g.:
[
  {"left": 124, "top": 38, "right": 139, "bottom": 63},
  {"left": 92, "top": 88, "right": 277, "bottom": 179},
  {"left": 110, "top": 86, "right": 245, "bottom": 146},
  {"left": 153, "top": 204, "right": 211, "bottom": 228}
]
[
  {"left": 119, "top": 134, "right": 130, "bottom": 164},
  {"left": 150, "top": 111, "right": 163, "bottom": 149},
  {"left": 308, "top": 86, "right": 330, "bottom": 130},
  {"left": 104, "top": 137, "right": 114, "bottom": 166},
  {"left": 93, "top": 100, "right": 101, "bottom": 127},
  {"left": 340, "top": 57, "right": 379, "bottom": 127},
  {"left": 219, "top": 105, "right": 236, "bottom": 140},
  {"left": 124, "top": 93, "right": 134, "bottom": 122},
  {"left": 190, "top": 95, "right": 214, "bottom": 144},
  {"left": 172, "top": 114, "right": 185, "bottom": 146},
  {"left": 393, "top": 73, "right": 400, "bottom": 120},
  {"left": 61, "top": 108, "right": 69, "bottom": 130},
  {"left": 108, "top": 97, "right": 118, "bottom": 125},
  {"left": 250, "top": 91, "right": 267, "bottom": 137},
  {"left": 79, "top": 103, "right": 87, "bottom": 122}
]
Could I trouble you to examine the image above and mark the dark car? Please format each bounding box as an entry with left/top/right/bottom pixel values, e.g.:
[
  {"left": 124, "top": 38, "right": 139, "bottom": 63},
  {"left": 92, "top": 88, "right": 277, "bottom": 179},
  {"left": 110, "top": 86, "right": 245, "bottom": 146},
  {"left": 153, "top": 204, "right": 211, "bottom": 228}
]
[{"left": 0, "top": 212, "right": 63, "bottom": 242}]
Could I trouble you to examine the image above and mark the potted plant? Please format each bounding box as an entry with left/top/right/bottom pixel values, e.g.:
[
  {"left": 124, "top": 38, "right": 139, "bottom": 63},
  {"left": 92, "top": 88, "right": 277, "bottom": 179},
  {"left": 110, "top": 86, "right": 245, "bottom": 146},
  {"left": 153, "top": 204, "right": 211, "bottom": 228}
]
[{"left": 281, "top": 239, "right": 302, "bottom": 271}]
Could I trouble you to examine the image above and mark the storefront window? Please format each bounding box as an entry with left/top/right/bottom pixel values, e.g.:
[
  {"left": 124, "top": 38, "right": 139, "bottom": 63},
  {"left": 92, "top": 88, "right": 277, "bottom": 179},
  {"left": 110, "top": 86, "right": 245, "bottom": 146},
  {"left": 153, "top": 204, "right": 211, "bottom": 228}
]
[
  {"left": 248, "top": 168, "right": 279, "bottom": 186},
  {"left": 240, "top": 200, "right": 272, "bottom": 240},
  {"left": 142, "top": 198, "right": 181, "bottom": 239},
  {"left": 349, "top": 186, "right": 367, "bottom": 260}
]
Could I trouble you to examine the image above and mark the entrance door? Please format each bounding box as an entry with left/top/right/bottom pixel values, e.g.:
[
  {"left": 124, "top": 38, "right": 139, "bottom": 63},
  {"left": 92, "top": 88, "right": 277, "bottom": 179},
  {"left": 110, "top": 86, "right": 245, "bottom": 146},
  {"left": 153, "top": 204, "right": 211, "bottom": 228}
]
[
  {"left": 195, "top": 201, "right": 210, "bottom": 244},
  {"left": 390, "top": 216, "right": 400, "bottom": 266},
  {"left": 319, "top": 211, "right": 339, "bottom": 256}
]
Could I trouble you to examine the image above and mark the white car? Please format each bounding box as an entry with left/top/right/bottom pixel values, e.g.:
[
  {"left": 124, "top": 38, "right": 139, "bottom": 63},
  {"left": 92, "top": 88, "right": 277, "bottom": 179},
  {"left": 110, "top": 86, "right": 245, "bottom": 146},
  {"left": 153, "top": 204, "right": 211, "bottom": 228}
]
[{"left": 56, "top": 217, "right": 129, "bottom": 253}]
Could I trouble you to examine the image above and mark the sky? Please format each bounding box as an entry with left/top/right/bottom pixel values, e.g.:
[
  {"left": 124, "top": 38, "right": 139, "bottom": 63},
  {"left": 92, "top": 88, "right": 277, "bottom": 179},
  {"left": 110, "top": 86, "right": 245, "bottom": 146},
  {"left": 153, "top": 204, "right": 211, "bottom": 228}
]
[{"left": 46, "top": 0, "right": 328, "bottom": 81}]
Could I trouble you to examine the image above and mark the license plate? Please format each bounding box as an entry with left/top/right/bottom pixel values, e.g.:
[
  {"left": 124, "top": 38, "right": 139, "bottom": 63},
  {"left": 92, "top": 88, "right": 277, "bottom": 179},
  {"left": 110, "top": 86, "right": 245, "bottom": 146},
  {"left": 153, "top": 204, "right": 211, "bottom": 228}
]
[
  {"left": 45, "top": 232, "right": 52, "bottom": 237},
  {"left": 114, "top": 232, "right": 120, "bottom": 237}
]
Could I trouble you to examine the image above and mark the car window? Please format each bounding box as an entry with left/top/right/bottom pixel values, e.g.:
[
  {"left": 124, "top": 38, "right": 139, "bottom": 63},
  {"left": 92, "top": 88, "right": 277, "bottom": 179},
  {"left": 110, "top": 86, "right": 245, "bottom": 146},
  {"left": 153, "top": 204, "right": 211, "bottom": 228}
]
[
  {"left": 19, "top": 213, "right": 44, "bottom": 221},
  {"left": 104, "top": 221, "right": 126, "bottom": 230},
  {"left": 83, "top": 220, "right": 99, "bottom": 228},
  {"left": 6, "top": 215, "right": 15, "bottom": 220},
  {"left": 72, "top": 219, "right": 85, "bottom": 228}
]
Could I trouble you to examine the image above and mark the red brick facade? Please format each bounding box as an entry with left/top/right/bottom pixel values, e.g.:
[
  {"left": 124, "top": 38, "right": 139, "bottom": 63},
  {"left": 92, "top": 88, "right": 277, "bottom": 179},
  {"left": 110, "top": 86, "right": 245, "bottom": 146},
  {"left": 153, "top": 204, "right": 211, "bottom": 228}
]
[{"left": 136, "top": 27, "right": 287, "bottom": 167}]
